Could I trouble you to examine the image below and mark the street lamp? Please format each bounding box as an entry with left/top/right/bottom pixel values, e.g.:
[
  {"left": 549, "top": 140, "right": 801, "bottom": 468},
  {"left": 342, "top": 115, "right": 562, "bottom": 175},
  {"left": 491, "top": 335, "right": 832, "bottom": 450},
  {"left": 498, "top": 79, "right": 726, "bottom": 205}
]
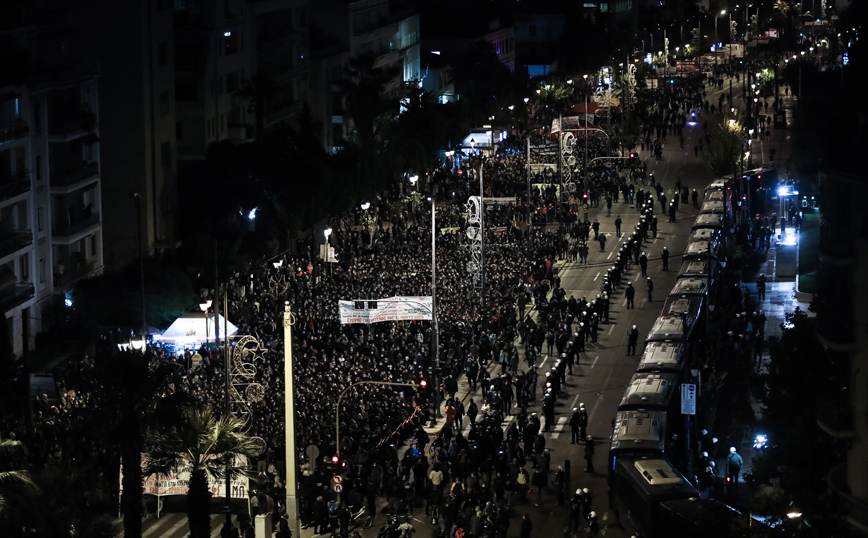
[
  {"left": 132, "top": 193, "right": 146, "bottom": 343},
  {"left": 200, "top": 299, "right": 212, "bottom": 347},
  {"left": 360, "top": 202, "right": 370, "bottom": 211}
]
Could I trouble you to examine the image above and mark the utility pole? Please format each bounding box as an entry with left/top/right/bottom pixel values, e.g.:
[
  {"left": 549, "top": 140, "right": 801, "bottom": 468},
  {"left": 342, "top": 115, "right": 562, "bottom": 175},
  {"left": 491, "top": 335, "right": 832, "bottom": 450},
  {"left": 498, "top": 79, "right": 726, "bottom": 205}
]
[
  {"left": 284, "top": 302, "right": 301, "bottom": 538},
  {"left": 431, "top": 197, "right": 439, "bottom": 379},
  {"left": 133, "top": 193, "right": 146, "bottom": 339}
]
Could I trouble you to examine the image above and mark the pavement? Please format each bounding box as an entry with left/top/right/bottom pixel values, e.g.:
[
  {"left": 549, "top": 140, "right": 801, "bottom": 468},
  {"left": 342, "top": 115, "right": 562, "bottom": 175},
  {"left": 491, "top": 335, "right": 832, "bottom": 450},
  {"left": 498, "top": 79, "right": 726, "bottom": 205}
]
[{"left": 134, "top": 71, "right": 804, "bottom": 538}]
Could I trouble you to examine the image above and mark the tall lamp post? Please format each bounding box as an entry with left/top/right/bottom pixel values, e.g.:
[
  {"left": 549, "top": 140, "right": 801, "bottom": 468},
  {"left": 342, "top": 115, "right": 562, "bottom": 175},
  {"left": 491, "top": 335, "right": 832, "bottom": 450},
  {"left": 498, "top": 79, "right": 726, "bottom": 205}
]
[
  {"left": 284, "top": 302, "right": 301, "bottom": 538},
  {"left": 132, "top": 193, "right": 146, "bottom": 340},
  {"left": 430, "top": 195, "right": 439, "bottom": 381}
]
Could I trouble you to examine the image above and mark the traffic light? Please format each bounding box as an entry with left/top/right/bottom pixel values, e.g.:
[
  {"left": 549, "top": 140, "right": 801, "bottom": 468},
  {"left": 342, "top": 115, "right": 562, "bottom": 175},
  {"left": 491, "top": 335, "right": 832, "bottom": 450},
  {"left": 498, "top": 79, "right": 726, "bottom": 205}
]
[
  {"left": 330, "top": 454, "right": 347, "bottom": 472},
  {"left": 419, "top": 379, "right": 428, "bottom": 389}
]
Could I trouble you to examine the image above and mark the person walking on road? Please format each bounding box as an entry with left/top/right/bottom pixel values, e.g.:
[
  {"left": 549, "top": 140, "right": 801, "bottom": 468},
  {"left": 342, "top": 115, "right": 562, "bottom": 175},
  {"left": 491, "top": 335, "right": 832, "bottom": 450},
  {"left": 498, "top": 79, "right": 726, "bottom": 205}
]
[
  {"left": 639, "top": 252, "right": 648, "bottom": 277},
  {"left": 570, "top": 408, "right": 582, "bottom": 444},
  {"left": 627, "top": 325, "right": 639, "bottom": 356},
  {"left": 584, "top": 436, "right": 596, "bottom": 473},
  {"left": 646, "top": 277, "right": 654, "bottom": 302},
  {"left": 727, "top": 447, "right": 744, "bottom": 487},
  {"left": 598, "top": 233, "right": 607, "bottom": 251},
  {"left": 520, "top": 514, "right": 533, "bottom": 538},
  {"left": 577, "top": 403, "right": 588, "bottom": 441},
  {"left": 615, "top": 215, "right": 622, "bottom": 237},
  {"left": 625, "top": 283, "right": 635, "bottom": 309},
  {"left": 661, "top": 247, "right": 669, "bottom": 271}
]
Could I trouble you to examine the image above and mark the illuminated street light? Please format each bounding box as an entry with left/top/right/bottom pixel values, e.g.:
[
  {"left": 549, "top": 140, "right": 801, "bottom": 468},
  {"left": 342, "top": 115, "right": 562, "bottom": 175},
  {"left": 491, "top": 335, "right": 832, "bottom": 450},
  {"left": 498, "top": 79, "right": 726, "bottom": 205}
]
[{"left": 360, "top": 202, "right": 371, "bottom": 211}]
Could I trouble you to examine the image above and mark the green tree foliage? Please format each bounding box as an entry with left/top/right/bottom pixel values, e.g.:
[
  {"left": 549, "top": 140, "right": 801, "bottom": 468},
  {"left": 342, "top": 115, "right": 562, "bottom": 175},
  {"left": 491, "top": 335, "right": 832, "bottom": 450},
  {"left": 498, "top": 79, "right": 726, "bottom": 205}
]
[
  {"left": 146, "top": 408, "right": 260, "bottom": 538},
  {"left": 0, "top": 438, "right": 35, "bottom": 514},
  {"left": 748, "top": 308, "right": 854, "bottom": 534},
  {"left": 391, "top": 85, "right": 456, "bottom": 173},
  {"left": 69, "top": 256, "right": 194, "bottom": 334},
  {"left": 4, "top": 465, "right": 114, "bottom": 538},
  {"left": 701, "top": 115, "right": 747, "bottom": 177},
  {"left": 448, "top": 40, "right": 520, "bottom": 127},
  {"left": 60, "top": 350, "right": 190, "bottom": 538}
]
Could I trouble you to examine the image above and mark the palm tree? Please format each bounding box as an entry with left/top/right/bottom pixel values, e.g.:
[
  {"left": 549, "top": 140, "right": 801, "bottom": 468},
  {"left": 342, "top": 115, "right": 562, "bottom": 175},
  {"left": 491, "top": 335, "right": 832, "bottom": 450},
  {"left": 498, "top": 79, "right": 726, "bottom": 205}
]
[
  {"left": 0, "top": 438, "right": 35, "bottom": 513},
  {"left": 7, "top": 465, "right": 114, "bottom": 538},
  {"left": 146, "top": 408, "right": 260, "bottom": 538},
  {"left": 66, "top": 349, "right": 189, "bottom": 538}
]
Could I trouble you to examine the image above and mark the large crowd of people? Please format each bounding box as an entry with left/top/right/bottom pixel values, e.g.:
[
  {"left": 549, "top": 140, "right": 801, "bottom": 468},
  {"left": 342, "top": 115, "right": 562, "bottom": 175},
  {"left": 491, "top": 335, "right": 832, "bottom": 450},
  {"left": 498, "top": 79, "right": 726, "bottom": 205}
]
[{"left": 0, "top": 63, "right": 777, "bottom": 537}]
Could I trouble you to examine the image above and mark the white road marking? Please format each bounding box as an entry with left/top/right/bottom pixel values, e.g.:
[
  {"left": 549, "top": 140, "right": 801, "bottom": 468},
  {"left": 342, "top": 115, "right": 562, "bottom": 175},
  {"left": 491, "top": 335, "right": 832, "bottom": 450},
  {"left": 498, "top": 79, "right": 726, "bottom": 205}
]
[
  {"left": 608, "top": 325, "right": 615, "bottom": 334},
  {"left": 550, "top": 416, "right": 569, "bottom": 439},
  {"left": 594, "top": 272, "right": 600, "bottom": 281},
  {"left": 144, "top": 515, "right": 188, "bottom": 538},
  {"left": 592, "top": 355, "right": 599, "bottom": 369}
]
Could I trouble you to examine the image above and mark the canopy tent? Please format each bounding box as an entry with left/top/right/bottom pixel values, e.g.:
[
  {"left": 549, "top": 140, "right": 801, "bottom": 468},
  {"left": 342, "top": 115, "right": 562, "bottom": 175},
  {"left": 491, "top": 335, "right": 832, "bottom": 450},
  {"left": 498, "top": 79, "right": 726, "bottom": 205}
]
[{"left": 154, "top": 312, "right": 238, "bottom": 345}]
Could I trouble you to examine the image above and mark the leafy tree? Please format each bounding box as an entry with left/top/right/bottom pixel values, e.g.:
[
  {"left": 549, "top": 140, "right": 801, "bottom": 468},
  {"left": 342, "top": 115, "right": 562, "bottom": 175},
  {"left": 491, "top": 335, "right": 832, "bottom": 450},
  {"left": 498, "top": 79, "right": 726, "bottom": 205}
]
[
  {"left": 748, "top": 308, "right": 853, "bottom": 534},
  {"left": 68, "top": 255, "right": 194, "bottom": 335},
  {"left": 146, "top": 408, "right": 260, "bottom": 538},
  {"left": 0, "top": 438, "right": 35, "bottom": 514},
  {"left": 339, "top": 52, "right": 401, "bottom": 155},
  {"left": 701, "top": 114, "right": 747, "bottom": 178},
  {"left": 448, "top": 40, "right": 519, "bottom": 127},
  {"left": 6, "top": 465, "right": 114, "bottom": 538},
  {"left": 62, "top": 349, "right": 190, "bottom": 538}
]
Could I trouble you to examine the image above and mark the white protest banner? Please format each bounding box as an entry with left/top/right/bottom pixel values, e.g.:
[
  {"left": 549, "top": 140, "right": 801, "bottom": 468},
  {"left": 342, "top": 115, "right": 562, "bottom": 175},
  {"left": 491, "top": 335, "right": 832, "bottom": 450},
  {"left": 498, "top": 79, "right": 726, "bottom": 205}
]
[
  {"left": 339, "top": 296, "right": 433, "bottom": 324},
  {"left": 120, "top": 454, "right": 249, "bottom": 499}
]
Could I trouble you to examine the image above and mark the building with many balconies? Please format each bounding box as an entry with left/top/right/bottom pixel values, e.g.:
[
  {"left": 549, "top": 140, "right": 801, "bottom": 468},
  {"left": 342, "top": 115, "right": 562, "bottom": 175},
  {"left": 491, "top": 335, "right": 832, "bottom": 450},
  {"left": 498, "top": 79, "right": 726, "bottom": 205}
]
[
  {"left": 814, "top": 163, "right": 868, "bottom": 533},
  {"left": 0, "top": 2, "right": 103, "bottom": 356}
]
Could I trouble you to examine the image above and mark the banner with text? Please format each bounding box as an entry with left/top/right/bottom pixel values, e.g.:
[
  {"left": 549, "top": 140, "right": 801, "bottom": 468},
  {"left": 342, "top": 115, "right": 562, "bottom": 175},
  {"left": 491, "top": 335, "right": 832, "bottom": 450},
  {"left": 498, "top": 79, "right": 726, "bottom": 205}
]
[
  {"left": 339, "top": 296, "right": 433, "bottom": 324},
  {"left": 120, "top": 454, "right": 249, "bottom": 499}
]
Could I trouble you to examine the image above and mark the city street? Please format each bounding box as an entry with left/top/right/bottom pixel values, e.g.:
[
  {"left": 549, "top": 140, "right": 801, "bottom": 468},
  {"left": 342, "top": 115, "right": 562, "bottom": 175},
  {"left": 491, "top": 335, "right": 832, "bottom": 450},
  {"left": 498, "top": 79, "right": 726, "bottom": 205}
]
[{"left": 129, "top": 71, "right": 801, "bottom": 538}]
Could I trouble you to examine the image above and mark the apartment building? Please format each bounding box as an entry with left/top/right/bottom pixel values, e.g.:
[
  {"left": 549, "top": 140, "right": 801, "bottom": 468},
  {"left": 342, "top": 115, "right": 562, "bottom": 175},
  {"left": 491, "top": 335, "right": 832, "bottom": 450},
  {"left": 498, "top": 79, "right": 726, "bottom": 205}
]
[{"left": 1, "top": 2, "right": 103, "bottom": 356}]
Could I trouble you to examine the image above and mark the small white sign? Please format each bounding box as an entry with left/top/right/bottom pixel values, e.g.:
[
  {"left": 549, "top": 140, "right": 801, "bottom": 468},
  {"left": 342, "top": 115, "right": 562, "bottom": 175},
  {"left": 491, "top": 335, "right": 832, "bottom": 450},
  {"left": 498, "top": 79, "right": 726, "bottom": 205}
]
[{"left": 681, "top": 383, "right": 697, "bottom": 415}]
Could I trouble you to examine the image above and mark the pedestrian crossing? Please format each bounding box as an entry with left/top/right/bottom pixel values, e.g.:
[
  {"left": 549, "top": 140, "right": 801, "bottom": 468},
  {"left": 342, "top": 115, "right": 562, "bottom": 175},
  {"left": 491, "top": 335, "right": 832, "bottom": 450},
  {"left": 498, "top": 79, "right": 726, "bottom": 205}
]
[{"left": 116, "top": 512, "right": 229, "bottom": 538}]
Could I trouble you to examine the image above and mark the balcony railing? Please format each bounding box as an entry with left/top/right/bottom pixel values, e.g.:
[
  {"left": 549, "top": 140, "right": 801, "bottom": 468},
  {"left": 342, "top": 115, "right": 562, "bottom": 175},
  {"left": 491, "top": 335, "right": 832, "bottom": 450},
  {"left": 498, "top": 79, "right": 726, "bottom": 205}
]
[
  {"left": 52, "top": 212, "right": 100, "bottom": 238},
  {"left": 0, "top": 178, "right": 30, "bottom": 203},
  {"left": 0, "top": 122, "right": 29, "bottom": 145},
  {"left": 0, "top": 230, "right": 33, "bottom": 259},
  {"left": 54, "top": 261, "right": 95, "bottom": 287},
  {"left": 0, "top": 284, "right": 34, "bottom": 311},
  {"left": 51, "top": 162, "right": 99, "bottom": 188},
  {"left": 48, "top": 112, "right": 97, "bottom": 138},
  {"left": 815, "top": 264, "right": 855, "bottom": 350}
]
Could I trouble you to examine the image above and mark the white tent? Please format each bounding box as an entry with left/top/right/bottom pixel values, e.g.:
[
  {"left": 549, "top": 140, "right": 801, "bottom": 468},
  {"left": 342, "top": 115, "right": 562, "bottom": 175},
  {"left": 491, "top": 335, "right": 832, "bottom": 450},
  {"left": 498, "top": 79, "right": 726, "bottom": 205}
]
[{"left": 154, "top": 312, "right": 238, "bottom": 345}]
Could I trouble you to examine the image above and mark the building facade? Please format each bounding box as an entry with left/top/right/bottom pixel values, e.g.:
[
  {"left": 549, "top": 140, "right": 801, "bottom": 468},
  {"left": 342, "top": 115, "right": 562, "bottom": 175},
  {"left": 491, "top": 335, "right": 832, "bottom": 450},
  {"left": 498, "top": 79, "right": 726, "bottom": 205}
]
[{"left": 1, "top": 2, "right": 103, "bottom": 356}]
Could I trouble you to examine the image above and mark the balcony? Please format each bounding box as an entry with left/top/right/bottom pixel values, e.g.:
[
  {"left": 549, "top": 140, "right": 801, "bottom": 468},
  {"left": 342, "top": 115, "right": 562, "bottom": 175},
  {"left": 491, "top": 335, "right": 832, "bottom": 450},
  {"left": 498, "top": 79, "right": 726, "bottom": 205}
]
[
  {"left": 0, "top": 178, "right": 30, "bottom": 204},
  {"left": 827, "top": 464, "right": 868, "bottom": 532},
  {"left": 0, "top": 230, "right": 32, "bottom": 259},
  {"left": 818, "top": 219, "right": 855, "bottom": 264},
  {"left": 50, "top": 162, "right": 99, "bottom": 194},
  {"left": 0, "top": 121, "right": 29, "bottom": 145},
  {"left": 815, "top": 264, "right": 856, "bottom": 351},
  {"left": 816, "top": 397, "right": 855, "bottom": 439},
  {"left": 54, "top": 260, "right": 95, "bottom": 288},
  {"left": 47, "top": 111, "right": 97, "bottom": 142},
  {"left": 0, "top": 283, "right": 34, "bottom": 312},
  {"left": 52, "top": 212, "right": 100, "bottom": 240}
]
